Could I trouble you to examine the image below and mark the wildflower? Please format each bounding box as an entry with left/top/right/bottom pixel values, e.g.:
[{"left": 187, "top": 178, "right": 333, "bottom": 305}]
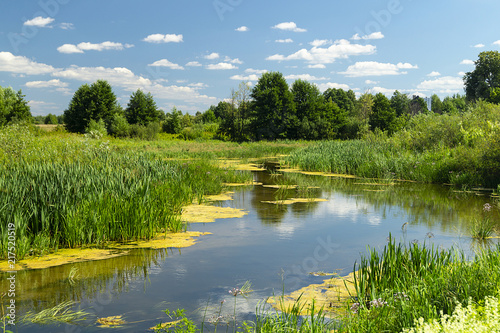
[
  {"left": 350, "top": 302, "right": 360, "bottom": 314},
  {"left": 229, "top": 288, "right": 241, "bottom": 296},
  {"left": 483, "top": 203, "right": 492, "bottom": 212},
  {"left": 394, "top": 292, "right": 410, "bottom": 301},
  {"left": 369, "top": 298, "right": 387, "bottom": 309}
]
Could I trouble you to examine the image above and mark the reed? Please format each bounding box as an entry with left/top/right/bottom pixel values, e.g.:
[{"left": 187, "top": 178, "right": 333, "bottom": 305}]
[
  {"left": 337, "top": 236, "right": 500, "bottom": 332},
  {"left": 0, "top": 125, "right": 252, "bottom": 259}
]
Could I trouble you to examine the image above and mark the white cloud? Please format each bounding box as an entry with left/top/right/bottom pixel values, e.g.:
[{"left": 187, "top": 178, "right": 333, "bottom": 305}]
[
  {"left": 364, "top": 80, "right": 378, "bottom": 85},
  {"left": 186, "top": 61, "right": 202, "bottom": 67},
  {"left": 204, "top": 52, "right": 220, "bottom": 60},
  {"left": 417, "top": 76, "right": 464, "bottom": 94},
  {"left": 317, "top": 82, "right": 350, "bottom": 92},
  {"left": 276, "top": 39, "right": 294, "bottom": 43},
  {"left": 266, "top": 39, "right": 376, "bottom": 64},
  {"left": 148, "top": 59, "right": 184, "bottom": 70},
  {"left": 224, "top": 56, "right": 243, "bottom": 64},
  {"left": 474, "top": 43, "right": 485, "bottom": 48},
  {"left": 272, "top": 22, "right": 307, "bottom": 32},
  {"left": 206, "top": 63, "right": 238, "bottom": 70},
  {"left": 309, "top": 39, "right": 331, "bottom": 47},
  {"left": 427, "top": 71, "right": 441, "bottom": 77},
  {"left": 307, "top": 64, "right": 326, "bottom": 69},
  {"left": 57, "top": 44, "right": 84, "bottom": 54},
  {"left": 340, "top": 61, "right": 418, "bottom": 77},
  {"left": 351, "top": 32, "right": 384, "bottom": 40},
  {"left": 245, "top": 68, "right": 268, "bottom": 74},
  {"left": 60, "top": 22, "right": 74, "bottom": 30},
  {"left": 458, "top": 71, "right": 466, "bottom": 76},
  {"left": 371, "top": 86, "right": 397, "bottom": 95},
  {"left": 188, "top": 82, "right": 208, "bottom": 89},
  {"left": 460, "top": 59, "right": 474, "bottom": 65},
  {"left": 0, "top": 52, "right": 56, "bottom": 75},
  {"left": 285, "top": 74, "right": 328, "bottom": 81},
  {"left": 143, "top": 33, "right": 183, "bottom": 43},
  {"left": 52, "top": 65, "right": 215, "bottom": 104},
  {"left": 24, "top": 16, "right": 54, "bottom": 27},
  {"left": 235, "top": 26, "right": 249, "bottom": 32},
  {"left": 230, "top": 74, "right": 260, "bottom": 81},
  {"left": 57, "top": 41, "right": 133, "bottom": 54},
  {"left": 494, "top": 40, "right": 500, "bottom": 46},
  {"left": 25, "top": 79, "right": 68, "bottom": 88}
]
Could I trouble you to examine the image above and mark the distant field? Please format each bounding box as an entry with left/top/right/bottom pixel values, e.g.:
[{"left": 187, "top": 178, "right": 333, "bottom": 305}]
[{"left": 35, "top": 124, "right": 59, "bottom": 131}]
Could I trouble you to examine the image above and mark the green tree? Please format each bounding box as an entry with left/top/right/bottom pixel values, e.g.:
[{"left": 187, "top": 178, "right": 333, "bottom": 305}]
[
  {"left": 44, "top": 113, "right": 58, "bottom": 124},
  {"left": 390, "top": 91, "right": 410, "bottom": 117},
  {"left": 291, "top": 79, "right": 324, "bottom": 139},
  {"left": 64, "top": 80, "right": 119, "bottom": 133},
  {"left": 250, "top": 72, "right": 296, "bottom": 140},
  {"left": 0, "top": 87, "right": 32, "bottom": 125},
  {"left": 431, "top": 94, "right": 443, "bottom": 114},
  {"left": 323, "top": 88, "right": 356, "bottom": 115},
  {"left": 163, "top": 107, "right": 183, "bottom": 134},
  {"left": 125, "top": 89, "right": 161, "bottom": 125},
  {"left": 464, "top": 51, "right": 500, "bottom": 101},
  {"left": 409, "top": 96, "right": 429, "bottom": 116},
  {"left": 369, "top": 93, "right": 397, "bottom": 134}
]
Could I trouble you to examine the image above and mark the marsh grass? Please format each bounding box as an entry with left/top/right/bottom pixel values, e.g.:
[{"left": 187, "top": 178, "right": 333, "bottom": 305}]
[
  {"left": 336, "top": 236, "right": 500, "bottom": 332},
  {"left": 0, "top": 125, "right": 252, "bottom": 259},
  {"left": 22, "top": 301, "right": 90, "bottom": 326}
]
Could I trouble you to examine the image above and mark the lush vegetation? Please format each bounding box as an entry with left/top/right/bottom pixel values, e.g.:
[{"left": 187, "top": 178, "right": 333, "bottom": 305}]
[
  {"left": 285, "top": 101, "right": 500, "bottom": 188},
  {"left": 335, "top": 237, "right": 500, "bottom": 332},
  {"left": 0, "top": 125, "right": 252, "bottom": 259}
]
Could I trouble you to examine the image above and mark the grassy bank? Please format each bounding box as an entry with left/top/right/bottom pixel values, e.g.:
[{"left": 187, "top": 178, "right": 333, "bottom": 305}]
[
  {"left": 285, "top": 101, "right": 500, "bottom": 188},
  {"left": 0, "top": 125, "right": 252, "bottom": 259}
]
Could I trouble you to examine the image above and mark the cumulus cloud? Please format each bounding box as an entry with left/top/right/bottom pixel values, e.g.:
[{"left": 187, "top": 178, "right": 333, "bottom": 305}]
[
  {"left": 0, "top": 52, "right": 56, "bottom": 75},
  {"left": 186, "top": 61, "right": 202, "bottom": 67},
  {"left": 317, "top": 82, "right": 350, "bottom": 92},
  {"left": 24, "top": 16, "right": 54, "bottom": 27},
  {"left": 339, "top": 61, "right": 418, "bottom": 77},
  {"left": 474, "top": 43, "right": 485, "bottom": 48},
  {"left": 230, "top": 74, "right": 260, "bottom": 81},
  {"left": 245, "top": 68, "right": 268, "bottom": 74},
  {"left": 276, "top": 39, "right": 294, "bottom": 43},
  {"left": 148, "top": 59, "right": 184, "bottom": 70},
  {"left": 272, "top": 22, "right": 307, "bottom": 32},
  {"left": 206, "top": 63, "right": 238, "bottom": 70},
  {"left": 309, "top": 39, "right": 331, "bottom": 47},
  {"left": 57, "top": 44, "right": 84, "bottom": 54},
  {"left": 364, "top": 80, "right": 378, "bottom": 85},
  {"left": 417, "top": 76, "right": 464, "bottom": 94},
  {"left": 427, "top": 71, "right": 441, "bottom": 77},
  {"left": 57, "top": 41, "right": 133, "bottom": 54},
  {"left": 235, "top": 26, "right": 249, "bottom": 32},
  {"left": 266, "top": 39, "right": 376, "bottom": 64},
  {"left": 59, "top": 22, "right": 75, "bottom": 30},
  {"left": 204, "top": 53, "right": 220, "bottom": 60},
  {"left": 25, "top": 79, "right": 68, "bottom": 88},
  {"left": 460, "top": 59, "right": 475, "bottom": 65},
  {"left": 494, "top": 40, "right": 500, "bottom": 46},
  {"left": 351, "top": 32, "right": 384, "bottom": 40},
  {"left": 224, "top": 56, "right": 243, "bottom": 64},
  {"left": 284, "top": 74, "right": 328, "bottom": 81},
  {"left": 307, "top": 64, "right": 326, "bottom": 69},
  {"left": 143, "top": 33, "right": 183, "bottom": 43}
]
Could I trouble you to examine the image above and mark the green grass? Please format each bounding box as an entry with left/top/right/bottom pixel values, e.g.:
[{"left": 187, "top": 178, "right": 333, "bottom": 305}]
[
  {"left": 0, "top": 125, "right": 253, "bottom": 259},
  {"left": 334, "top": 236, "right": 500, "bottom": 332}
]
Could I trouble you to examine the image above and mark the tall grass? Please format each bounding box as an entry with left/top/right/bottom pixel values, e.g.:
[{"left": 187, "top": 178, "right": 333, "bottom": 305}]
[
  {"left": 0, "top": 125, "right": 252, "bottom": 259},
  {"left": 336, "top": 236, "right": 500, "bottom": 332},
  {"left": 285, "top": 101, "right": 500, "bottom": 187}
]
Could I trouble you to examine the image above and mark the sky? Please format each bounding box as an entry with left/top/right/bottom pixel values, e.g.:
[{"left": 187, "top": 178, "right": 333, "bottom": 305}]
[{"left": 1, "top": 0, "right": 500, "bottom": 116}]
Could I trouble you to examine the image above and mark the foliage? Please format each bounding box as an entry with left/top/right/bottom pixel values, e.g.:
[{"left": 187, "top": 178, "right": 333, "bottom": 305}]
[
  {"left": 84, "top": 118, "right": 107, "bottom": 139},
  {"left": 110, "top": 113, "right": 130, "bottom": 137},
  {"left": 44, "top": 113, "right": 58, "bottom": 125},
  {"left": 337, "top": 237, "right": 500, "bottom": 332},
  {"left": 369, "top": 93, "right": 397, "bottom": 134},
  {"left": 64, "top": 80, "right": 119, "bottom": 133},
  {"left": 0, "top": 86, "right": 32, "bottom": 126},
  {"left": 163, "top": 107, "right": 183, "bottom": 134},
  {"left": 250, "top": 72, "right": 296, "bottom": 140},
  {"left": 464, "top": 51, "right": 500, "bottom": 101},
  {"left": 125, "top": 89, "right": 162, "bottom": 125}
]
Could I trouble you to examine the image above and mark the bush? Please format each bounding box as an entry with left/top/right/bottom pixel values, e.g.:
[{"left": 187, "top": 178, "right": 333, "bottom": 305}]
[
  {"left": 129, "top": 122, "right": 161, "bottom": 140},
  {"left": 84, "top": 119, "right": 107, "bottom": 139},
  {"left": 110, "top": 114, "right": 130, "bottom": 138}
]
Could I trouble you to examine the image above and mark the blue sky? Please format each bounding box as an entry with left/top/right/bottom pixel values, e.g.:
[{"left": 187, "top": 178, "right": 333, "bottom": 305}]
[{"left": 1, "top": 0, "right": 499, "bottom": 116}]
